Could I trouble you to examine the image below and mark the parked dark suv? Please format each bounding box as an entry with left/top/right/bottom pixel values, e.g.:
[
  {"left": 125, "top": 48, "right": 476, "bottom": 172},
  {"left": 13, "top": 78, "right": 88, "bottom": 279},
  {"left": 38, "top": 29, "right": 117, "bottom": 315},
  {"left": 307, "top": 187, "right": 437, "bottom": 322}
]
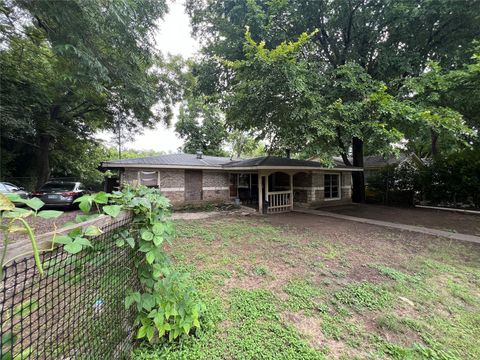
[{"left": 32, "top": 181, "right": 87, "bottom": 208}]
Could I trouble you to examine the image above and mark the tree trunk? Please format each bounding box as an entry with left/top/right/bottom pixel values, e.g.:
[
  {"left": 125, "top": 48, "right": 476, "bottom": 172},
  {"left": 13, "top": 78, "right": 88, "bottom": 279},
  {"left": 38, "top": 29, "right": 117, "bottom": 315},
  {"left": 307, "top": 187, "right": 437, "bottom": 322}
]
[
  {"left": 35, "top": 133, "right": 51, "bottom": 189},
  {"left": 351, "top": 137, "right": 365, "bottom": 203},
  {"left": 430, "top": 128, "right": 439, "bottom": 158}
]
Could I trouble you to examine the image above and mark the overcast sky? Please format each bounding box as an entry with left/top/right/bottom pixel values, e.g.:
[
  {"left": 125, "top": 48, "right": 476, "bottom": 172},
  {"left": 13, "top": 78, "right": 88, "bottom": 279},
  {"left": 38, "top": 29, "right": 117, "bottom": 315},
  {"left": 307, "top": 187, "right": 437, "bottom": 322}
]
[{"left": 99, "top": 1, "right": 198, "bottom": 153}]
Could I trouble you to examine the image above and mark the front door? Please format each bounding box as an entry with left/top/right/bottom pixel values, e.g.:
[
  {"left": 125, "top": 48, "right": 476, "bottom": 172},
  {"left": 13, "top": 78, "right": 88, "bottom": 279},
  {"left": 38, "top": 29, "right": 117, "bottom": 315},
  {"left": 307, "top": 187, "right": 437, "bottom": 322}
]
[{"left": 185, "top": 170, "right": 203, "bottom": 201}]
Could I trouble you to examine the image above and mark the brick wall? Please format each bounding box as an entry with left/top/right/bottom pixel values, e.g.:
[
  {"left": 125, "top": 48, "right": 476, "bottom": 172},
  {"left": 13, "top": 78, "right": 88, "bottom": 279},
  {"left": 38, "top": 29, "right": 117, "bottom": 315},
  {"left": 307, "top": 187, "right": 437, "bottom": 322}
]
[
  {"left": 202, "top": 171, "right": 230, "bottom": 202},
  {"left": 160, "top": 170, "right": 185, "bottom": 189}
]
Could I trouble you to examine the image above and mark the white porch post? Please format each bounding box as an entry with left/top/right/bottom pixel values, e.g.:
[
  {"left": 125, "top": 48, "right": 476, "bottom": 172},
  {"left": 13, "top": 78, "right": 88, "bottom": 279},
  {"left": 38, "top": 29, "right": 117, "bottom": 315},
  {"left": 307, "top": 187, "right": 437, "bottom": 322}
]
[
  {"left": 290, "top": 173, "right": 294, "bottom": 210},
  {"left": 258, "top": 172, "right": 263, "bottom": 213}
]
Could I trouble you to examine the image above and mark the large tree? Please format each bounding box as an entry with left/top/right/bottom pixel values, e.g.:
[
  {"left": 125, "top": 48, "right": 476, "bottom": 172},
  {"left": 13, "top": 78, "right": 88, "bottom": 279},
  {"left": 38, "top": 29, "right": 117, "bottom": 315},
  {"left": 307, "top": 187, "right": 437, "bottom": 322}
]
[
  {"left": 186, "top": 0, "right": 480, "bottom": 201},
  {"left": 0, "top": 0, "right": 178, "bottom": 187}
]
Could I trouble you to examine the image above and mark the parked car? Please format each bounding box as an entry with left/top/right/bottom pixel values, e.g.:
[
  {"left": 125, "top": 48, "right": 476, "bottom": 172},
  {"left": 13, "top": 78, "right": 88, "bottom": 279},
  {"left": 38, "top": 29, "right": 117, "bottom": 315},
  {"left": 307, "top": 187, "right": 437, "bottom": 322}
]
[
  {"left": 0, "top": 182, "right": 29, "bottom": 205},
  {"left": 31, "top": 181, "right": 88, "bottom": 208}
]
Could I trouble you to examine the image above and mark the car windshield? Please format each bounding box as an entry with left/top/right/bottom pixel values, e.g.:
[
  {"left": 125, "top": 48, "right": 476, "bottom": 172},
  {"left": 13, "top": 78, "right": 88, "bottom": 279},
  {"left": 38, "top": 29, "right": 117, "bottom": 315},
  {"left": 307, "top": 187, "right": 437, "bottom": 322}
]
[{"left": 40, "top": 183, "right": 76, "bottom": 191}]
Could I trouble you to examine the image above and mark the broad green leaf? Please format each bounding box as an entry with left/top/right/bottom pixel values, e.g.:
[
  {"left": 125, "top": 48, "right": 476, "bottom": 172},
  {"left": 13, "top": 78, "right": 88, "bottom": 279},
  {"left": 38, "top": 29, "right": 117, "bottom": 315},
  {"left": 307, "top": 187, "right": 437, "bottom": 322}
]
[
  {"left": 152, "top": 223, "right": 164, "bottom": 235},
  {"left": 61, "top": 221, "right": 76, "bottom": 228},
  {"left": 125, "top": 237, "right": 135, "bottom": 249},
  {"left": 153, "top": 236, "right": 163, "bottom": 247},
  {"left": 93, "top": 192, "right": 109, "bottom": 204},
  {"left": 0, "top": 193, "right": 16, "bottom": 210},
  {"left": 37, "top": 210, "right": 63, "bottom": 219},
  {"left": 74, "top": 237, "right": 92, "bottom": 247},
  {"left": 102, "top": 205, "right": 121, "bottom": 218},
  {"left": 3, "top": 208, "right": 32, "bottom": 218},
  {"left": 64, "top": 242, "right": 83, "bottom": 254},
  {"left": 78, "top": 200, "right": 92, "bottom": 214},
  {"left": 139, "top": 243, "right": 153, "bottom": 252},
  {"left": 141, "top": 230, "right": 154, "bottom": 241},
  {"left": 74, "top": 195, "right": 92, "bottom": 213},
  {"left": 84, "top": 225, "right": 102, "bottom": 237},
  {"left": 68, "top": 227, "right": 82, "bottom": 238},
  {"left": 142, "top": 293, "right": 156, "bottom": 311},
  {"left": 53, "top": 235, "right": 73, "bottom": 245},
  {"left": 75, "top": 213, "right": 100, "bottom": 223},
  {"left": 116, "top": 238, "right": 125, "bottom": 247},
  {"left": 146, "top": 325, "right": 155, "bottom": 342},
  {"left": 25, "top": 197, "right": 44, "bottom": 211},
  {"left": 146, "top": 251, "right": 155, "bottom": 264},
  {"left": 137, "top": 325, "right": 147, "bottom": 339}
]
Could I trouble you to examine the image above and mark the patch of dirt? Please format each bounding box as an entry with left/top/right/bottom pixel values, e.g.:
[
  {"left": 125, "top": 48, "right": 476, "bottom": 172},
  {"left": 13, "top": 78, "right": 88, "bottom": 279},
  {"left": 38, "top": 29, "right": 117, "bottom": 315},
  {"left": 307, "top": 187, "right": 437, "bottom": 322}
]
[
  {"left": 282, "top": 311, "right": 366, "bottom": 359},
  {"left": 321, "top": 203, "right": 480, "bottom": 236},
  {"left": 348, "top": 264, "right": 390, "bottom": 283},
  {"left": 172, "top": 211, "right": 220, "bottom": 220},
  {"left": 172, "top": 206, "right": 257, "bottom": 220},
  {"left": 0, "top": 209, "right": 80, "bottom": 245}
]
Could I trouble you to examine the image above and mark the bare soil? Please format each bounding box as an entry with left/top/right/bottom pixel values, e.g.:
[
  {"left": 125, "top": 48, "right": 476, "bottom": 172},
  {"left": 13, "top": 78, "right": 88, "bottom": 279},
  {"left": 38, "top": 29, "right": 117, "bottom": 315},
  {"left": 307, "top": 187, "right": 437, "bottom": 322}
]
[
  {"left": 0, "top": 209, "right": 80, "bottom": 245},
  {"left": 319, "top": 203, "right": 480, "bottom": 236}
]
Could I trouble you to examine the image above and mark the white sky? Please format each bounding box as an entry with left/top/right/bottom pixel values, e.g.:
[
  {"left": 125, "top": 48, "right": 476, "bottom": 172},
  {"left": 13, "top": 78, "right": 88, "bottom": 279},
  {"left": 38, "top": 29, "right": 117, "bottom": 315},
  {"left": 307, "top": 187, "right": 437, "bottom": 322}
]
[{"left": 98, "top": 1, "right": 198, "bottom": 153}]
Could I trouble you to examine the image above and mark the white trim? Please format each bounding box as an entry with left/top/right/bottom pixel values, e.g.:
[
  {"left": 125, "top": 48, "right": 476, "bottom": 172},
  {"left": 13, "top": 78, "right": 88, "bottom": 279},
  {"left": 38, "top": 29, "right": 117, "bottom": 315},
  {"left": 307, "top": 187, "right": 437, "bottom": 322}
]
[
  {"left": 324, "top": 173, "right": 341, "bottom": 200},
  {"left": 341, "top": 186, "right": 351, "bottom": 189},
  {"left": 203, "top": 187, "right": 229, "bottom": 191},
  {"left": 161, "top": 187, "right": 184, "bottom": 192}
]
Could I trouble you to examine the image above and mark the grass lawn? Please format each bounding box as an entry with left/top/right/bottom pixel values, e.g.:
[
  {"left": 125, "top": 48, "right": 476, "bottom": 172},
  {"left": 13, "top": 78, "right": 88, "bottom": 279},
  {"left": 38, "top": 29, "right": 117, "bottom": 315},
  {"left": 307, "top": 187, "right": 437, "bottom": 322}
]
[{"left": 132, "top": 213, "right": 480, "bottom": 359}]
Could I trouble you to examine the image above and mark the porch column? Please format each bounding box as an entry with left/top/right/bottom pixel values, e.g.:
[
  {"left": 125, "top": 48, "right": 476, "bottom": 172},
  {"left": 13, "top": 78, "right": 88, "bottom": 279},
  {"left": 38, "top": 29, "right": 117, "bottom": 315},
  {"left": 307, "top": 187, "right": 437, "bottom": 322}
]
[
  {"left": 290, "top": 173, "right": 294, "bottom": 210},
  {"left": 265, "top": 173, "right": 269, "bottom": 212},
  {"left": 258, "top": 172, "right": 263, "bottom": 213}
]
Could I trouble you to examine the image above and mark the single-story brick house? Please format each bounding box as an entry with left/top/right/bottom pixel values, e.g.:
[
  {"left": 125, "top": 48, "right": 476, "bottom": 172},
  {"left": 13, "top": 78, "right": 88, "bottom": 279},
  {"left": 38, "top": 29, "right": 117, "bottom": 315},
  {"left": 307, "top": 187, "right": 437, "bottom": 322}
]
[{"left": 101, "top": 153, "right": 362, "bottom": 213}]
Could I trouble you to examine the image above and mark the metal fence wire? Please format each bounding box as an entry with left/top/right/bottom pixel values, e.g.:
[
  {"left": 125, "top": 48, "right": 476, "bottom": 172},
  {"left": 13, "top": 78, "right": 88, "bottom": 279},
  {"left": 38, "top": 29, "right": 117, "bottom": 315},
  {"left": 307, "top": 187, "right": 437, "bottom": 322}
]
[{"left": 0, "top": 216, "right": 140, "bottom": 359}]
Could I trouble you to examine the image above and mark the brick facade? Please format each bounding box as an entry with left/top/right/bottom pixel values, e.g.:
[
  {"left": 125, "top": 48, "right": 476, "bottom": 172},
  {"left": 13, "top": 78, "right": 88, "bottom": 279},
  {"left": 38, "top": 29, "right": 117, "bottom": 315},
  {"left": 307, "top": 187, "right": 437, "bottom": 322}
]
[
  {"left": 202, "top": 171, "right": 230, "bottom": 203},
  {"left": 119, "top": 168, "right": 355, "bottom": 209}
]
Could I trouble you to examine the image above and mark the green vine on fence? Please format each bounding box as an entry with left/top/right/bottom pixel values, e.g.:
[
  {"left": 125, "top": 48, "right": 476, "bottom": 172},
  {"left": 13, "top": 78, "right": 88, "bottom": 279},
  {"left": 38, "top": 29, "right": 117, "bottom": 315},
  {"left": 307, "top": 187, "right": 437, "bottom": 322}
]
[{"left": 0, "top": 185, "right": 204, "bottom": 346}]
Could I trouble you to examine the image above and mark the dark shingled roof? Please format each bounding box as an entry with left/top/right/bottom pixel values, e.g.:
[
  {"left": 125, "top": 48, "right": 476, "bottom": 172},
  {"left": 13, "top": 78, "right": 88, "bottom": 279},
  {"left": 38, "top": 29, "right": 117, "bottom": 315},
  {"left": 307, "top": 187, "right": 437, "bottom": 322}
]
[
  {"left": 223, "top": 156, "right": 348, "bottom": 168},
  {"left": 102, "top": 154, "right": 360, "bottom": 170},
  {"left": 332, "top": 154, "right": 409, "bottom": 168},
  {"left": 102, "top": 153, "right": 233, "bottom": 168}
]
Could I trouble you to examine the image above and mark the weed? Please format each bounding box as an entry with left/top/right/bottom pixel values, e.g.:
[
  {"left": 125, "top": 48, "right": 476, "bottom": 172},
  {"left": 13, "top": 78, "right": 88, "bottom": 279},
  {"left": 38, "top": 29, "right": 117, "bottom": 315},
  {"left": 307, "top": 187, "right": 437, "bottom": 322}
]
[
  {"left": 376, "top": 314, "right": 404, "bottom": 333},
  {"left": 254, "top": 265, "right": 268, "bottom": 276},
  {"left": 283, "top": 280, "right": 325, "bottom": 313},
  {"left": 371, "top": 264, "right": 419, "bottom": 283},
  {"left": 447, "top": 279, "right": 476, "bottom": 304},
  {"left": 334, "top": 282, "right": 393, "bottom": 310}
]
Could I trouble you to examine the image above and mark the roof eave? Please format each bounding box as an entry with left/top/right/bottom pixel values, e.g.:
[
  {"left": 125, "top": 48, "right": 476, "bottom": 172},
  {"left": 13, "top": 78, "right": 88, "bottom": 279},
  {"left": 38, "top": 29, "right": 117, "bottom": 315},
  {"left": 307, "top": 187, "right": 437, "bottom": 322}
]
[{"left": 223, "top": 165, "right": 363, "bottom": 171}]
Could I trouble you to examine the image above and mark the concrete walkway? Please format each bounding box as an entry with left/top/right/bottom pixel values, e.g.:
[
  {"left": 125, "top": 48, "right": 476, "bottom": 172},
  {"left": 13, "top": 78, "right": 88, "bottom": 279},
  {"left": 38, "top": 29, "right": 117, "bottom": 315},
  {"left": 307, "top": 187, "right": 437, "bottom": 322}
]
[{"left": 294, "top": 208, "right": 480, "bottom": 244}]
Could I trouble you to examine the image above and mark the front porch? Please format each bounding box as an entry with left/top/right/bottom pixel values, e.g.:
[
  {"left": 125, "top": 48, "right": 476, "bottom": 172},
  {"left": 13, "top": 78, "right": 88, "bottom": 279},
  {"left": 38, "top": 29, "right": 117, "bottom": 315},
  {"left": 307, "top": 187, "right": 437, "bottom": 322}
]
[{"left": 230, "top": 171, "right": 311, "bottom": 214}]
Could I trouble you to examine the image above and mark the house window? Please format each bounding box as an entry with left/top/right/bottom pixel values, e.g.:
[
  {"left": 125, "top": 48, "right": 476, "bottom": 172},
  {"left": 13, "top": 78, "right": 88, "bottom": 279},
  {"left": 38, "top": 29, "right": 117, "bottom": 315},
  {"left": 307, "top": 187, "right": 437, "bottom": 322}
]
[
  {"left": 139, "top": 171, "right": 159, "bottom": 187},
  {"left": 238, "top": 173, "right": 250, "bottom": 188},
  {"left": 324, "top": 174, "right": 340, "bottom": 199}
]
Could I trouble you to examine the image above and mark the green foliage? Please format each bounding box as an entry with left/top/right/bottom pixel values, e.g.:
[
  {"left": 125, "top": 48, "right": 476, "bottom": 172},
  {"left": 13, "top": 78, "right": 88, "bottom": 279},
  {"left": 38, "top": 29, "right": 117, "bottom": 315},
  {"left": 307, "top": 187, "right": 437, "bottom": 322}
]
[
  {"left": 133, "top": 271, "right": 205, "bottom": 342},
  {"left": 0, "top": 0, "right": 178, "bottom": 187},
  {"left": 175, "top": 97, "right": 228, "bottom": 156},
  {"left": 102, "top": 185, "right": 205, "bottom": 343},
  {"left": 186, "top": 0, "right": 480, "bottom": 169},
  {"left": 371, "top": 264, "right": 419, "bottom": 283},
  {"left": 283, "top": 279, "right": 324, "bottom": 312},
  {"left": 368, "top": 149, "right": 480, "bottom": 208},
  {"left": 334, "top": 282, "right": 393, "bottom": 311}
]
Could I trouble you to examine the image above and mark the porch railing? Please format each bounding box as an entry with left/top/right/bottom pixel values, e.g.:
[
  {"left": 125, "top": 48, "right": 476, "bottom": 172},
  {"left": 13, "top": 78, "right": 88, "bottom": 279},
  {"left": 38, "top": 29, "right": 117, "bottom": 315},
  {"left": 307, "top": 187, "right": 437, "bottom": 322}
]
[{"left": 267, "top": 191, "right": 291, "bottom": 213}]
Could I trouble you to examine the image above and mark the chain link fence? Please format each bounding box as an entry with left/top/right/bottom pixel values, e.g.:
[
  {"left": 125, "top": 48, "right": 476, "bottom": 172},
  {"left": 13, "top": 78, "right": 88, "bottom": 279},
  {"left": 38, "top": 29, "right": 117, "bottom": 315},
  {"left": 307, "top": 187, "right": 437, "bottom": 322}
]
[{"left": 0, "top": 215, "right": 139, "bottom": 359}]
